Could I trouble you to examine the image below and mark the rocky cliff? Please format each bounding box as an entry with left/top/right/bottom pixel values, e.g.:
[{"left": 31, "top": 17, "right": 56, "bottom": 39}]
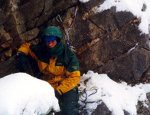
[
  {"left": 1, "top": 0, "right": 150, "bottom": 114},
  {"left": 1, "top": 0, "right": 150, "bottom": 83}
]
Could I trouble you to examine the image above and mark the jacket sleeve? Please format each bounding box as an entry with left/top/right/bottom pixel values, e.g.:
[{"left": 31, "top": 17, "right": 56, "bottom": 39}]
[
  {"left": 18, "top": 43, "right": 31, "bottom": 55},
  {"left": 16, "top": 43, "right": 31, "bottom": 72},
  {"left": 56, "top": 52, "right": 80, "bottom": 95}
]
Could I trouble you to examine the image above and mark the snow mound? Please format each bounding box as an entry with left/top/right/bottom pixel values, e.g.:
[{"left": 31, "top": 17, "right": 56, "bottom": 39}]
[
  {"left": 0, "top": 73, "right": 60, "bottom": 115},
  {"left": 79, "top": 71, "right": 150, "bottom": 115}
]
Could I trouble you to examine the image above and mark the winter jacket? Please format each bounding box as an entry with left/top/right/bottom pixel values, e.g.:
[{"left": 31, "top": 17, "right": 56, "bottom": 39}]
[{"left": 17, "top": 42, "right": 80, "bottom": 95}]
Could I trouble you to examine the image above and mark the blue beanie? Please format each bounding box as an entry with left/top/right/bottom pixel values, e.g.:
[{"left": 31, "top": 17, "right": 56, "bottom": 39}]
[{"left": 43, "top": 36, "right": 57, "bottom": 42}]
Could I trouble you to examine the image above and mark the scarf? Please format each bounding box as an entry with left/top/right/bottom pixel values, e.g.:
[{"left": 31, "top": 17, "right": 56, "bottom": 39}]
[{"left": 46, "top": 41, "right": 64, "bottom": 58}]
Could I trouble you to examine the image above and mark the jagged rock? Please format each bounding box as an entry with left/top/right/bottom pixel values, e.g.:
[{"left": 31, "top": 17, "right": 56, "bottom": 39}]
[
  {"left": 89, "top": 9, "right": 118, "bottom": 33},
  {"left": 20, "top": 28, "right": 39, "bottom": 42},
  {"left": 137, "top": 101, "right": 150, "bottom": 115},
  {"left": 0, "top": 10, "right": 6, "bottom": 25},
  {"left": 1, "top": 40, "right": 12, "bottom": 49},
  {"left": 100, "top": 47, "right": 150, "bottom": 82},
  {"left": 81, "top": 0, "right": 104, "bottom": 11},
  {"left": 68, "top": 0, "right": 150, "bottom": 83},
  {"left": 0, "top": 26, "right": 12, "bottom": 45},
  {"left": 4, "top": 48, "right": 12, "bottom": 57},
  {"left": 114, "top": 11, "right": 135, "bottom": 28},
  {"left": 0, "top": 56, "right": 19, "bottom": 77},
  {"left": 4, "top": 14, "right": 22, "bottom": 38},
  {"left": 124, "top": 111, "right": 130, "bottom": 115},
  {"left": 19, "top": 0, "right": 77, "bottom": 29},
  {"left": 91, "top": 102, "right": 111, "bottom": 115}
]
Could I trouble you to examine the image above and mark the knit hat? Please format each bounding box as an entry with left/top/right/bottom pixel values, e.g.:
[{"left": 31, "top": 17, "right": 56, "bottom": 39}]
[{"left": 43, "top": 36, "right": 57, "bottom": 42}]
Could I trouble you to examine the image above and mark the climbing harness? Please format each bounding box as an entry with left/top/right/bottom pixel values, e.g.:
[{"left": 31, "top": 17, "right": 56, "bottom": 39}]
[
  {"left": 79, "top": 86, "right": 98, "bottom": 103},
  {"left": 56, "top": 5, "right": 79, "bottom": 51}
]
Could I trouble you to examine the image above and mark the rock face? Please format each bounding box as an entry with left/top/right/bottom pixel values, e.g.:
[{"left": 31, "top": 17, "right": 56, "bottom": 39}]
[
  {"left": 0, "top": 0, "right": 77, "bottom": 62},
  {"left": 1, "top": 0, "right": 150, "bottom": 114},
  {"left": 70, "top": 1, "right": 150, "bottom": 83},
  {"left": 1, "top": 0, "right": 150, "bottom": 82}
]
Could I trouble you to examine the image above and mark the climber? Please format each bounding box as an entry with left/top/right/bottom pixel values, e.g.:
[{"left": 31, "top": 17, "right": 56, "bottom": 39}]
[{"left": 16, "top": 26, "right": 80, "bottom": 115}]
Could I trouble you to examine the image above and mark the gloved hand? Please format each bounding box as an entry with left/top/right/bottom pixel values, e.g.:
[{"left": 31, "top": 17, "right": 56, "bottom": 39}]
[{"left": 16, "top": 52, "right": 31, "bottom": 72}]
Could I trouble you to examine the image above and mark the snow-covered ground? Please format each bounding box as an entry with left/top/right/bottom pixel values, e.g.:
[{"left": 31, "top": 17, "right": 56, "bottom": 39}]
[
  {"left": 0, "top": 73, "right": 60, "bottom": 115},
  {"left": 1, "top": 72, "right": 150, "bottom": 115},
  {"left": 79, "top": 71, "right": 150, "bottom": 115},
  {"left": 80, "top": 0, "right": 150, "bottom": 34}
]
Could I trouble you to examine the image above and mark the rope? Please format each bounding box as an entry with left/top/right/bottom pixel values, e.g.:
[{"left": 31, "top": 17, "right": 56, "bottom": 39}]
[
  {"left": 88, "top": 87, "right": 98, "bottom": 97},
  {"left": 56, "top": 5, "right": 79, "bottom": 51},
  {"left": 56, "top": 14, "right": 64, "bottom": 30},
  {"left": 79, "top": 88, "right": 88, "bottom": 102},
  {"left": 79, "top": 86, "right": 98, "bottom": 103}
]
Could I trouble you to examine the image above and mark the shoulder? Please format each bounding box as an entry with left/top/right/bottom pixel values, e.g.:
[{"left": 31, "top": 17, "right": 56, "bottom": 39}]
[
  {"left": 30, "top": 43, "right": 46, "bottom": 54},
  {"left": 63, "top": 46, "right": 79, "bottom": 64}
]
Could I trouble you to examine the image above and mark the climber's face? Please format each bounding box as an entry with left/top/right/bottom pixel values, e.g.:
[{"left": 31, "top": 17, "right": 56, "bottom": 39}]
[{"left": 46, "top": 40, "right": 57, "bottom": 48}]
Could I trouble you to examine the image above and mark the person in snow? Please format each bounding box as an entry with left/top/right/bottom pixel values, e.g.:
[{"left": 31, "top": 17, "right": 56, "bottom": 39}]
[{"left": 16, "top": 26, "right": 80, "bottom": 115}]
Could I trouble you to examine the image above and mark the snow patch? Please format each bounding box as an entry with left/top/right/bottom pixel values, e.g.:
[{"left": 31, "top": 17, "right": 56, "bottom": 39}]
[
  {"left": 79, "top": 71, "right": 150, "bottom": 115},
  {"left": 0, "top": 73, "right": 60, "bottom": 115},
  {"left": 97, "top": 0, "right": 150, "bottom": 34},
  {"left": 79, "top": 0, "right": 90, "bottom": 3},
  {"left": 80, "top": 0, "right": 150, "bottom": 34}
]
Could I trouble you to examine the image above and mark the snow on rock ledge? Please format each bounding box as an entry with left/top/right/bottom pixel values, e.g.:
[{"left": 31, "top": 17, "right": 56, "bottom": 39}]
[
  {"left": 79, "top": 71, "right": 150, "bottom": 115},
  {"left": 0, "top": 73, "right": 60, "bottom": 115},
  {"left": 80, "top": 0, "right": 150, "bottom": 34}
]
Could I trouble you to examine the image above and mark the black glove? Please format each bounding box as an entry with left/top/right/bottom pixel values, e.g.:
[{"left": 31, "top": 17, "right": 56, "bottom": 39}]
[{"left": 16, "top": 52, "right": 31, "bottom": 72}]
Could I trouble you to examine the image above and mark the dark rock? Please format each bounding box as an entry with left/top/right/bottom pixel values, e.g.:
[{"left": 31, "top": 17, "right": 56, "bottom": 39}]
[
  {"left": 80, "top": 0, "right": 105, "bottom": 11},
  {"left": 100, "top": 52, "right": 135, "bottom": 82},
  {"left": 71, "top": 7, "right": 92, "bottom": 49},
  {"left": 19, "top": 0, "right": 45, "bottom": 23},
  {"left": 4, "top": 14, "right": 20, "bottom": 38},
  {"left": 142, "top": 3, "right": 147, "bottom": 12},
  {"left": 71, "top": 1, "right": 150, "bottom": 83},
  {"left": 101, "top": 47, "right": 150, "bottom": 82},
  {"left": 0, "top": 0, "right": 8, "bottom": 8},
  {"left": 124, "top": 110, "right": 130, "bottom": 115},
  {"left": 114, "top": 11, "right": 135, "bottom": 28},
  {"left": 137, "top": 101, "right": 150, "bottom": 115},
  {"left": 92, "top": 102, "right": 111, "bottom": 115},
  {"left": 20, "top": 0, "right": 77, "bottom": 29},
  {"left": 0, "top": 11, "right": 6, "bottom": 25},
  {"left": 20, "top": 28, "right": 39, "bottom": 42},
  {"left": 89, "top": 9, "right": 118, "bottom": 33},
  {"left": 0, "top": 56, "right": 19, "bottom": 78},
  {"left": 1, "top": 40, "right": 12, "bottom": 48},
  {"left": 18, "top": 0, "right": 30, "bottom": 6},
  {"left": 131, "top": 48, "right": 150, "bottom": 80},
  {"left": 96, "top": 38, "right": 134, "bottom": 63},
  {"left": 4, "top": 48, "right": 12, "bottom": 57},
  {"left": 0, "top": 27, "right": 12, "bottom": 45}
]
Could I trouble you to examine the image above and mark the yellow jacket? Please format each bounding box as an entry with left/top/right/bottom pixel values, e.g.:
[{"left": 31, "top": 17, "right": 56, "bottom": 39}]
[{"left": 18, "top": 43, "right": 80, "bottom": 95}]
